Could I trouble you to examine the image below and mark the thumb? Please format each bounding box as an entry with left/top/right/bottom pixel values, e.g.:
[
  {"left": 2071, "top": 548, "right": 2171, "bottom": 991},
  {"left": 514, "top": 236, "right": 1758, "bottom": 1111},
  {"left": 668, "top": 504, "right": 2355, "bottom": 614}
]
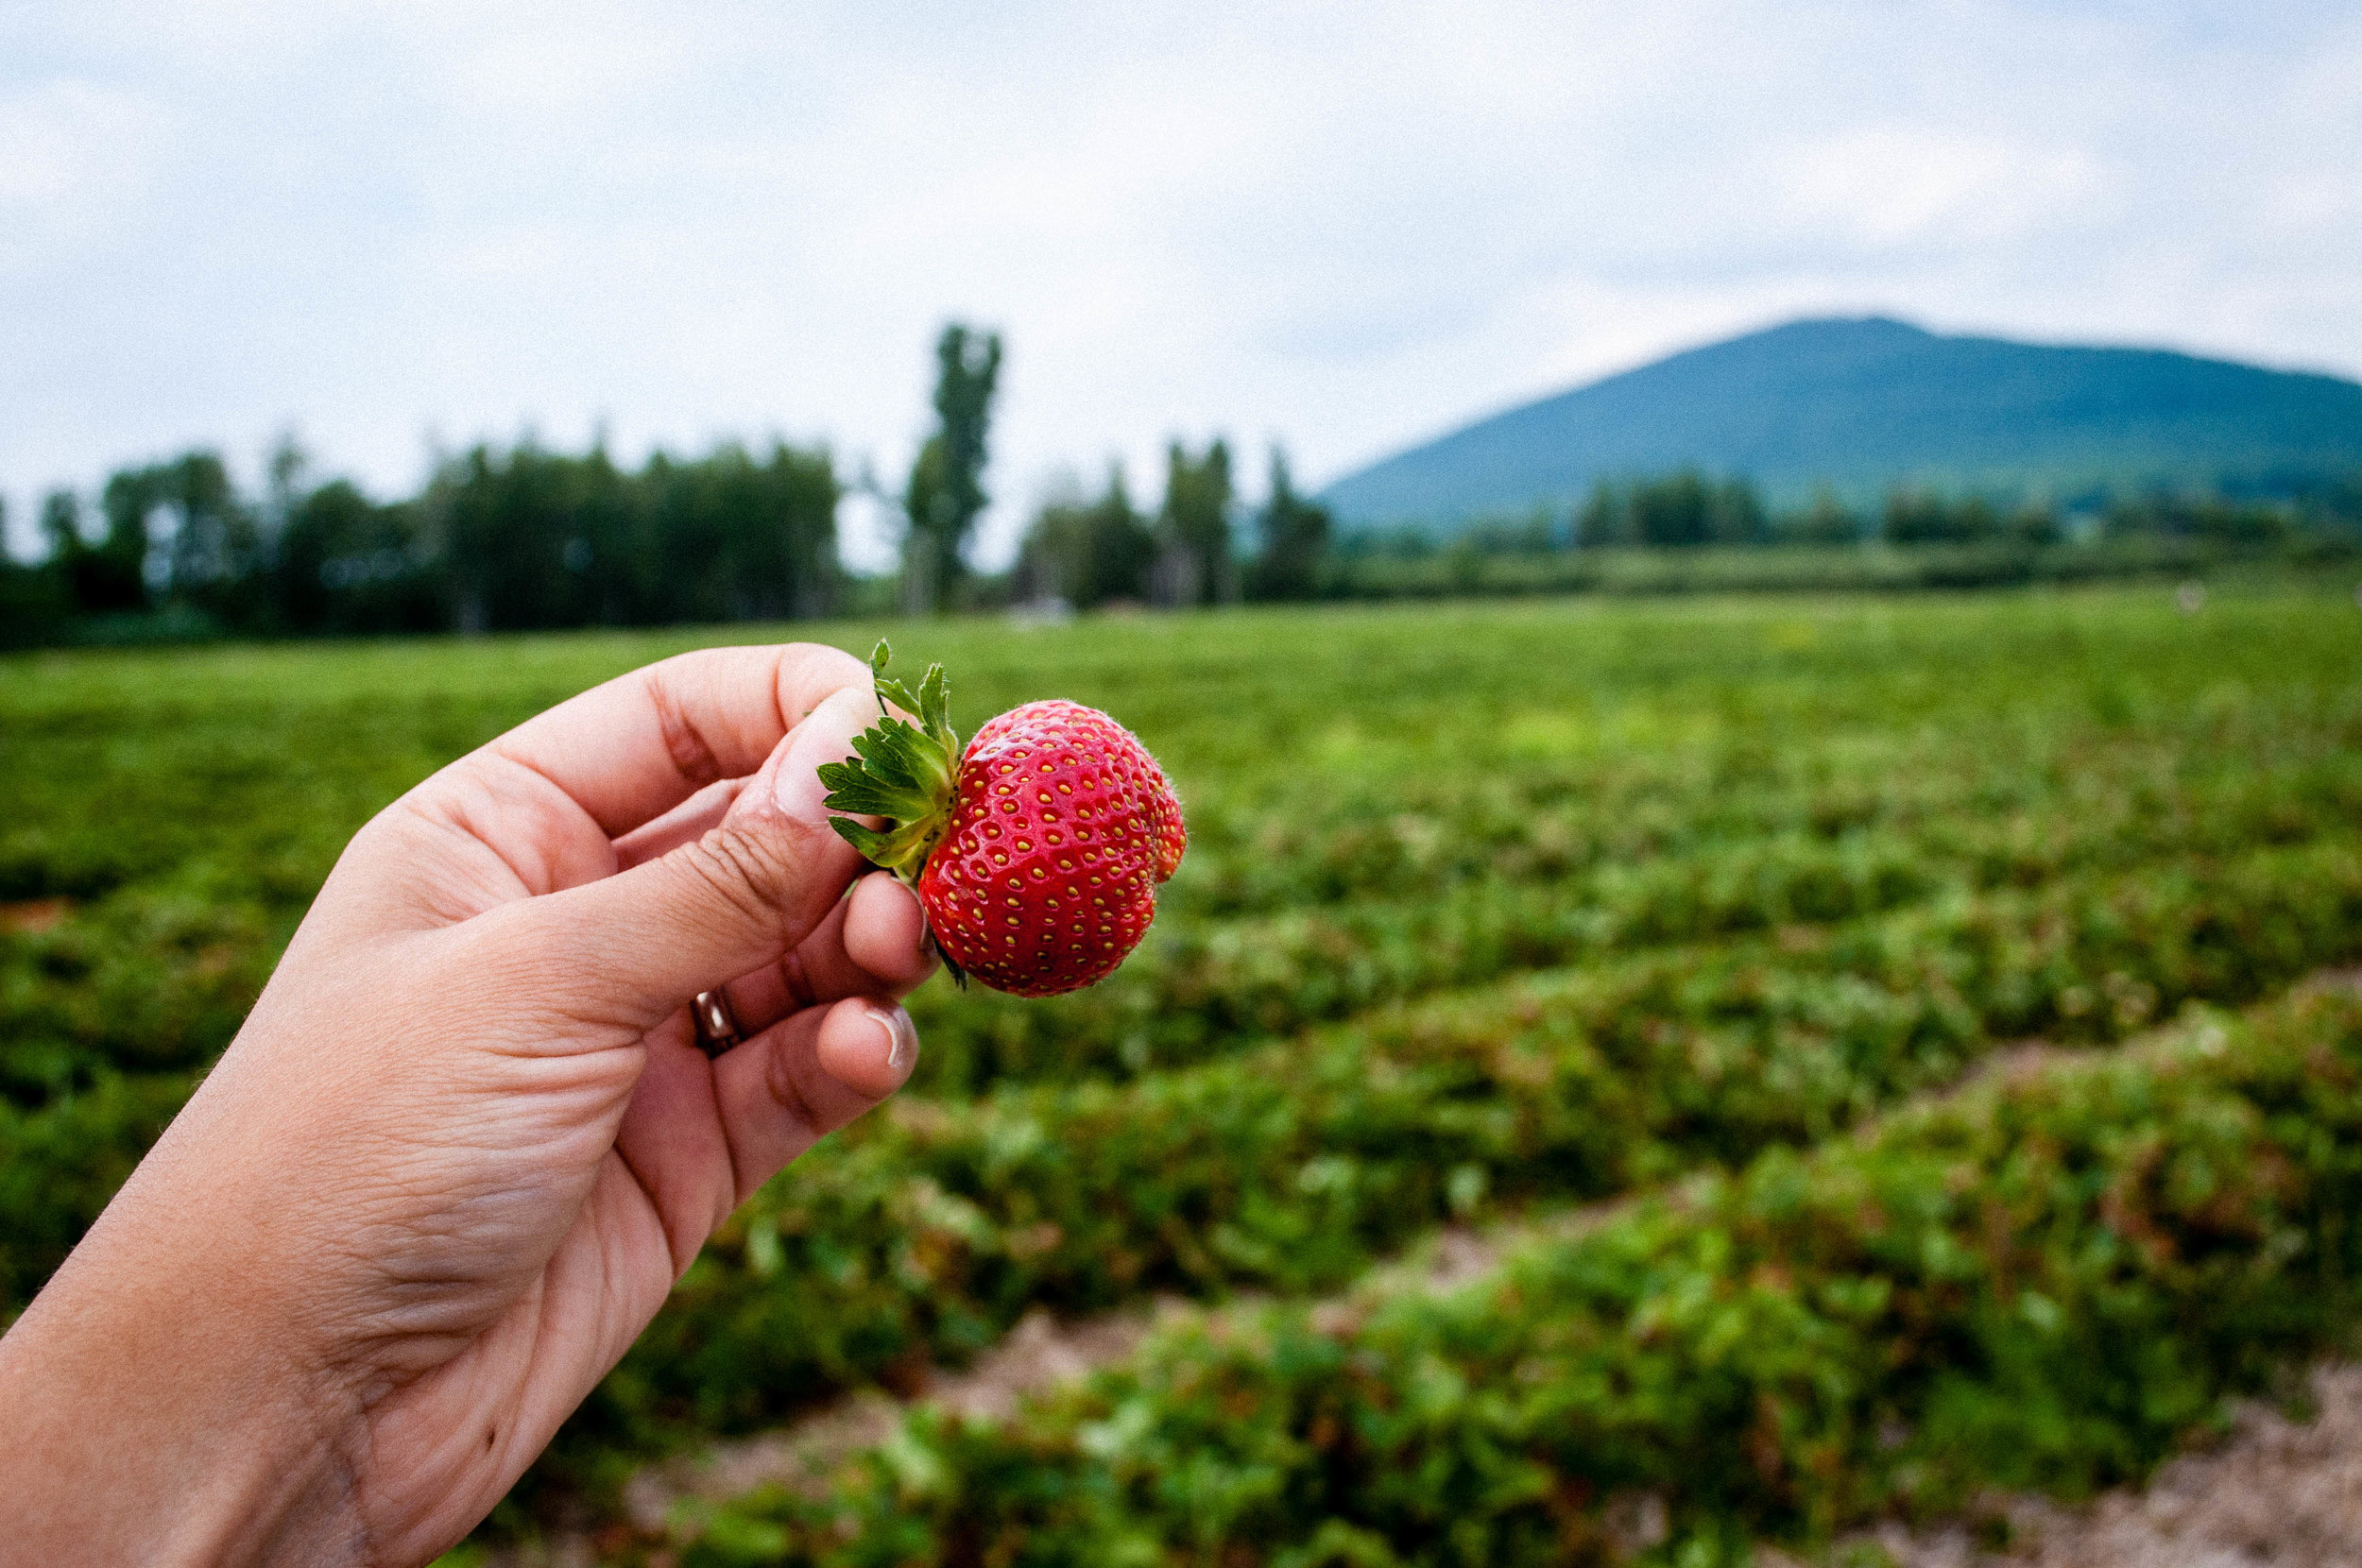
[{"left": 505, "top": 684, "right": 881, "bottom": 1030}]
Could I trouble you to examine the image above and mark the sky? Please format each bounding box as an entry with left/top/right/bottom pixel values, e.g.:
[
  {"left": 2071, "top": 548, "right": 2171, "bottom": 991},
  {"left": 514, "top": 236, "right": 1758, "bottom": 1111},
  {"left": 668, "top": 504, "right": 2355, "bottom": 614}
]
[{"left": 3, "top": 1, "right": 2358, "bottom": 570}]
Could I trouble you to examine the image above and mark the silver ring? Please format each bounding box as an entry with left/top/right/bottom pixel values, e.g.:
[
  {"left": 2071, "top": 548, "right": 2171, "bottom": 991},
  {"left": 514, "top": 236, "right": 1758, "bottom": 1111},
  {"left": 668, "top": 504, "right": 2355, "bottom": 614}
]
[{"left": 692, "top": 989, "right": 743, "bottom": 1059}]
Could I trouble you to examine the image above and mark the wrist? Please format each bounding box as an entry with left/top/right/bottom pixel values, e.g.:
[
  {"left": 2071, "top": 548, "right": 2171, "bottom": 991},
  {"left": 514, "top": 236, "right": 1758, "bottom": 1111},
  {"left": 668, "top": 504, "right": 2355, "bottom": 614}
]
[{"left": 0, "top": 1113, "right": 367, "bottom": 1565}]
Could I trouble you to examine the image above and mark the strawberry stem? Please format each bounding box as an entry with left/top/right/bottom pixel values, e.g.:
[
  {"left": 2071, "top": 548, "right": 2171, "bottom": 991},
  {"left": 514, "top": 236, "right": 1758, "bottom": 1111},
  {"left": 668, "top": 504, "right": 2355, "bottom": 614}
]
[{"left": 815, "top": 641, "right": 963, "bottom": 888}]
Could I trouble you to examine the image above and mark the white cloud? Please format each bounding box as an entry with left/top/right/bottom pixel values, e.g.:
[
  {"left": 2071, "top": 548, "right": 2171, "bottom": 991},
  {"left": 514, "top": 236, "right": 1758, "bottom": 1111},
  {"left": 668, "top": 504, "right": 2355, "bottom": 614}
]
[
  {"left": 1775, "top": 130, "right": 2104, "bottom": 247},
  {"left": 3, "top": 0, "right": 2359, "bottom": 566},
  {"left": 0, "top": 78, "right": 169, "bottom": 263}
]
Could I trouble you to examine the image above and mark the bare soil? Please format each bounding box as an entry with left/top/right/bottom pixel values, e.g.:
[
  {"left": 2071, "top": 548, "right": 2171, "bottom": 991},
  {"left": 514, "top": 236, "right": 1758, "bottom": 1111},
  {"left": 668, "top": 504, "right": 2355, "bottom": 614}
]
[
  {"left": 618, "top": 1302, "right": 1170, "bottom": 1529},
  {"left": 1798, "top": 1362, "right": 2362, "bottom": 1568}
]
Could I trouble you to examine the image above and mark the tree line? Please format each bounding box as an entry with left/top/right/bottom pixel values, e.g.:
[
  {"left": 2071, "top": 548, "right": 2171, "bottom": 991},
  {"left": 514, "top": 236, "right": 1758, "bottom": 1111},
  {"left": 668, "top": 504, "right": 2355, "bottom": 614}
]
[
  {"left": 2, "top": 436, "right": 844, "bottom": 645},
  {"left": 1003, "top": 444, "right": 1330, "bottom": 611},
  {"left": 8, "top": 322, "right": 2358, "bottom": 647},
  {"left": 1341, "top": 469, "right": 2361, "bottom": 563},
  {"left": 0, "top": 321, "right": 1336, "bottom": 645}
]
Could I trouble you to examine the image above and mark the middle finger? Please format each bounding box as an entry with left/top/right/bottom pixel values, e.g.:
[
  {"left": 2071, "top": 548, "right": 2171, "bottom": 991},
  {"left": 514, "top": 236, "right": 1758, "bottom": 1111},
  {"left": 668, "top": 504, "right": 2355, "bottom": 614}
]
[{"left": 716, "top": 873, "right": 935, "bottom": 1039}]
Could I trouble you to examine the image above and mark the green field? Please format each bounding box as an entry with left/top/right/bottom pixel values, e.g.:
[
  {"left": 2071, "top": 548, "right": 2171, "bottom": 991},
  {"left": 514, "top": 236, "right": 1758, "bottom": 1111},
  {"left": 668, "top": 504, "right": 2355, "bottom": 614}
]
[{"left": 7, "top": 585, "right": 2362, "bottom": 1563}]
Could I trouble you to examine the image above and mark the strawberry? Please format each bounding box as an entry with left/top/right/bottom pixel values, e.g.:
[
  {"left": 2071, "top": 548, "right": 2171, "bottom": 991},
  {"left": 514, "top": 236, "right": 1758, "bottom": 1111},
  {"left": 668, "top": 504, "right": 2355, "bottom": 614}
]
[{"left": 817, "top": 642, "right": 1185, "bottom": 996}]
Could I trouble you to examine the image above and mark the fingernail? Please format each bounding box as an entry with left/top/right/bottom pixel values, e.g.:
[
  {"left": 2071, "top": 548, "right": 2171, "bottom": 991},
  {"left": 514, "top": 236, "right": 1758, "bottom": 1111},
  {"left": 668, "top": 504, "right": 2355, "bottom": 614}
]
[
  {"left": 866, "top": 1002, "right": 917, "bottom": 1075},
  {"left": 773, "top": 687, "right": 875, "bottom": 825}
]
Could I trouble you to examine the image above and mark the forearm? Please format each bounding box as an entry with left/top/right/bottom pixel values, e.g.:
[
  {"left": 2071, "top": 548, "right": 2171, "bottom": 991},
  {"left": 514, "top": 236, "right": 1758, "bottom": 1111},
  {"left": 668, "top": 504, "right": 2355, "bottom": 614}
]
[{"left": 0, "top": 1115, "right": 363, "bottom": 1566}]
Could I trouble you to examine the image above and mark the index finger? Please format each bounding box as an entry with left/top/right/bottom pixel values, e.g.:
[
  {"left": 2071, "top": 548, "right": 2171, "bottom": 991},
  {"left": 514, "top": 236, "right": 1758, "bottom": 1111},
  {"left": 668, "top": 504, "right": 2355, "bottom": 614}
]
[{"left": 483, "top": 641, "right": 873, "bottom": 839}]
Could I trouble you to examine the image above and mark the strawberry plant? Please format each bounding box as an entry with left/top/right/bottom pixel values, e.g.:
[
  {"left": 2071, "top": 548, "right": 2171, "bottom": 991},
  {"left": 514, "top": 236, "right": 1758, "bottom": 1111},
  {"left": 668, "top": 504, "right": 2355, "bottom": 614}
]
[
  {"left": 8, "top": 584, "right": 2362, "bottom": 1551},
  {"left": 541, "top": 835, "right": 2362, "bottom": 1478},
  {"left": 674, "top": 982, "right": 2362, "bottom": 1567}
]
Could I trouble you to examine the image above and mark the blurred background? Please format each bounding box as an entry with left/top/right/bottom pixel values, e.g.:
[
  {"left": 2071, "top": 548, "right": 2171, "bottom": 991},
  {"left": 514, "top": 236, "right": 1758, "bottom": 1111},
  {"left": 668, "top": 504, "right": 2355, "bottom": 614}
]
[
  {"left": 4, "top": 0, "right": 2361, "bottom": 635},
  {"left": 8, "top": 6, "right": 2362, "bottom": 1566}
]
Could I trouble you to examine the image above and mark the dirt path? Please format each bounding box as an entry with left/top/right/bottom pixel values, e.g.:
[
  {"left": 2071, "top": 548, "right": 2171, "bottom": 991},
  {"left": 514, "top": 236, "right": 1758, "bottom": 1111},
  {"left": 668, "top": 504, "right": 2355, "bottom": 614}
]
[
  {"left": 1796, "top": 1362, "right": 2362, "bottom": 1568},
  {"left": 609, "top": 1217, "right": 1547, "bottom": 1534},
  {"left": 499, "top": 1356, "right": 2362, "bottom": 1566},
  {"left": 617, "top": 1301, "right": 1171, "bottom": 1528}
]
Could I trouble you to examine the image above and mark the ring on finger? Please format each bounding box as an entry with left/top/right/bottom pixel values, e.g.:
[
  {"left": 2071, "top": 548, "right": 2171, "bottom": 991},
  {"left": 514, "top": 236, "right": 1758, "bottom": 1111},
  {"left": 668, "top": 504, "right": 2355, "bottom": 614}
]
[{"left": 692, "top": 989, "right": 744, "bottom": 1059}]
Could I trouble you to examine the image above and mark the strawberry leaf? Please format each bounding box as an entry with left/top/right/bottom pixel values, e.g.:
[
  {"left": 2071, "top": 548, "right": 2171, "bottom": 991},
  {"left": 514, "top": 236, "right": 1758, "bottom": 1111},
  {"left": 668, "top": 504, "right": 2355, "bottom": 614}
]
[{"left": 817, "top": 641, "right": 963, "bottom": 887}]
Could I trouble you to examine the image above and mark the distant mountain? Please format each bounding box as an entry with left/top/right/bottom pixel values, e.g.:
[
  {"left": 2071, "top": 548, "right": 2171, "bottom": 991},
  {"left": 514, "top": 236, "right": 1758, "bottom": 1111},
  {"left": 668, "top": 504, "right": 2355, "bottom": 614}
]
[{"left": 1319, "top": 316, "right": 2362, "bottom": 527}]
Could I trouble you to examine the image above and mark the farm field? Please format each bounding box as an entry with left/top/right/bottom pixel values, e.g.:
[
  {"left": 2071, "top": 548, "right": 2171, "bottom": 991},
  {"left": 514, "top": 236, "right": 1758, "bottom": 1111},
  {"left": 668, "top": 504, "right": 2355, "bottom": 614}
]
[{"left": 7, "top": 584, "right": 2362, "bottom": 1563}]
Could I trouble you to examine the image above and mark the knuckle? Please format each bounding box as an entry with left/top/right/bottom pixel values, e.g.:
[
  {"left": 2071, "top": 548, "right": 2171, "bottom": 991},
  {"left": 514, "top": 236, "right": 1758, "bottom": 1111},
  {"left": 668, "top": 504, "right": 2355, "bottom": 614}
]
[
  {"left": 676, "top": 823, "right": 797, "bottom": 933},
  {"left": 675, "top": 816, "right": 834, "bottom": 939},
  {"left": 644, "top": 665, "right": 725, "bottom": 788}
]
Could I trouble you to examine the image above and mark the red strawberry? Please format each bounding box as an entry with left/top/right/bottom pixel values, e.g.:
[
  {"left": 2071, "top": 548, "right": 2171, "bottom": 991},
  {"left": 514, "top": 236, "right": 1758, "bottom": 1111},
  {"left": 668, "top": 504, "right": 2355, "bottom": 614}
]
[{"left": 816, "top": 642, "right": 1185, "bottom": 997}]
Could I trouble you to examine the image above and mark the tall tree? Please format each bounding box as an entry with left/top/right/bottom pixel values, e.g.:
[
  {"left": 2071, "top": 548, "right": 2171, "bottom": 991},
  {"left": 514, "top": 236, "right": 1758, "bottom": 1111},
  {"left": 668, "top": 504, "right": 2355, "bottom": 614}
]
[
  {"left": 159, "top": 451, "right": 264, "bottom": 623},
  {"left": 1706, "top": 475, "right": 1768, "bottom": 544},
  {"left": 92, "top": 468, "right": 164, "bottom": 612},
  {"left": 1148, "top": 444, "right": 1238, "bottom": 609},
  {"left": 1883, "top": 487, "right": 2004, "bottom": 545},
  {"left": 1245, "top": 448, "right": 1331, "bottom": 602},
  {"left": 902, "top": 323, "right": 1002, "bottom": 613},
  {"left": 1153, "top": 437, "right": 1236, "bottom": 607},
  {"left": 271, "top": 480, "right": 444, "bottom": 636},
  {"left": 1014, "top": 465, "right": 1155, "bottom": 609},
  {"left": 1788, "top": 486, "right": 1861, "bottom": 545},
  {"left": 1630, "top": 469, "right": 1713, "bottom": 547},
  {"left": 1576, "top": 480, "right": 1630, "bottom": 549},
  {"left": 0, "top": 497, "right": 71, "bottom": 648},
  {"left": 43, "top": 488, "right": 136, "bottom": 615}
]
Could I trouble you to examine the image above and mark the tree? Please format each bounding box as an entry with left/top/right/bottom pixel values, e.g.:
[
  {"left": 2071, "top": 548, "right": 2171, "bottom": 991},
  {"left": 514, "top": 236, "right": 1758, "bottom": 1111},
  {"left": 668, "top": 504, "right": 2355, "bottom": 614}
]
[
  {"left": 1080, "top": 466, "right": 1156, "bottom": 607},
  {"left": 1787, "top": 486, "right": 1861, "bottom": 545},
  {"left": 902, "top": 323, "right": 1002, "bottom": 613},
  {"left": 2103, "top": 493, "right": 2288, "bottom": 547},
  {"left": 1013, "top": 465, "right": 1155, "bottom": 610},
  {"left": 1011, "top": 477, "right": 1088, "bottom": 607},
  {"left": 643, "top": 440, "right": 842, "bottom": 622},
  {"left": 83, "top": 452, "right": 267, "bottom": 626},
  {"left": 1882, "top": 487, "right": 2001, "bottom": 545},
  {"left": 1631, "top": 469, "right": 1712, "bottom": 547},
  {"left": 43, "top": 488, "right": 137, "bottom": 616},
  {"left": 0, "top": 497, "right": 71, "bottom": 649},
  {"left": 161, "top": 451, "right": 265, "bottom": 624},
  {"left": 2004, "top": 503, "right": 2062, "bottom": 548},
  {"left": 90, "top": 469, "right": 164, "bottom": 613},
  {"left": 435, "top": 437, "right": 841, "bottom": 632},
  {"left": 437, "top": 442, "right": 591, "bottom": 632},
  {"left": 271, "top": 481, "right": 445, "bottom": 635},
  {"left": 1706, "top": 476, "right": 1768, "bottom": 544},
  {"left": 21, "top": 431, "right": 844, "bottom": 644},
  {"left": 1153, "top": 437, "right": 1236, "bottom": 607},
  {"left": 1246, "top": 449, "right": 1331, "bottom": 601},
  {"left": 264, "top": 432, "right": 310, "bottom": 547},
  {"left": 1576, "top": 481, "right": 1630, "bottom": 549}
]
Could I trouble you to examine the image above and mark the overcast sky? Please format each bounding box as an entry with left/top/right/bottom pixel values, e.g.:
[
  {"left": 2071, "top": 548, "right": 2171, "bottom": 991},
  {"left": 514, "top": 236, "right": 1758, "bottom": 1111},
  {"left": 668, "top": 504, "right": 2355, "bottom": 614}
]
[{"left": 4, "top": 1, "right": 2357, "bottom": 568}]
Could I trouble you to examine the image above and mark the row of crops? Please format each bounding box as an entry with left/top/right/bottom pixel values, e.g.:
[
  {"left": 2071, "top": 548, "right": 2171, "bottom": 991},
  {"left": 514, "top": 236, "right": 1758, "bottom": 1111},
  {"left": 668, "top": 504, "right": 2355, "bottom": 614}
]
[
  {"left": 667, "top": 980, "right": 2362, "bottom": 1566},
  {"left": 4, "top": 586, "right": 2360, "bottom": 1562}
]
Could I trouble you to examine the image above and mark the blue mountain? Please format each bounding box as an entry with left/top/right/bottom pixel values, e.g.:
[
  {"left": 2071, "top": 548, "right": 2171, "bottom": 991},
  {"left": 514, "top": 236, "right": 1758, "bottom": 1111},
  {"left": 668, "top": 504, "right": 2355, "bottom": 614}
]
[{"left": 1318, "top": 316, "right": 2362, "bottom": 527}]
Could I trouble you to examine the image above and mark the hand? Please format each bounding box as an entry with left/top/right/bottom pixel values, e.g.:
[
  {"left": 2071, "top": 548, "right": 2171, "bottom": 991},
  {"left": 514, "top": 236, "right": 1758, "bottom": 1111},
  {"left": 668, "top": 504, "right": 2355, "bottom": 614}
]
[{"left": 0, "top": 643, "right": 935, "bottom": 1566}]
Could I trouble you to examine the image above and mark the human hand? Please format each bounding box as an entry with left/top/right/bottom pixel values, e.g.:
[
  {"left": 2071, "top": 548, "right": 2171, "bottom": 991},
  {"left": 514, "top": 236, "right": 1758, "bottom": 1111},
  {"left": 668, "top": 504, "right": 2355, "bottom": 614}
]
[{"left": 0, "top": 643, "right": 935, "bottom": 1566}]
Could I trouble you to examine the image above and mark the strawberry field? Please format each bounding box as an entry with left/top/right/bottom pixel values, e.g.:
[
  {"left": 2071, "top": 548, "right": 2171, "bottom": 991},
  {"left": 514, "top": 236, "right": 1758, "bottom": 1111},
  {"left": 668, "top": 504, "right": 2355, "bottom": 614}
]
[{"left": 6, "top": 585, "right": 2362, "bottom": 1563}]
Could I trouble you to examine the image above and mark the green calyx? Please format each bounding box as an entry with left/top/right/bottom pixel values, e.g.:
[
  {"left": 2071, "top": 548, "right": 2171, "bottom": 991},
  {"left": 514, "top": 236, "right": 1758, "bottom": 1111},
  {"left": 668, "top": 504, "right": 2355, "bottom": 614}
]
[{"left": 815, "top": 640, "right": 962, "bottom": 888}]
